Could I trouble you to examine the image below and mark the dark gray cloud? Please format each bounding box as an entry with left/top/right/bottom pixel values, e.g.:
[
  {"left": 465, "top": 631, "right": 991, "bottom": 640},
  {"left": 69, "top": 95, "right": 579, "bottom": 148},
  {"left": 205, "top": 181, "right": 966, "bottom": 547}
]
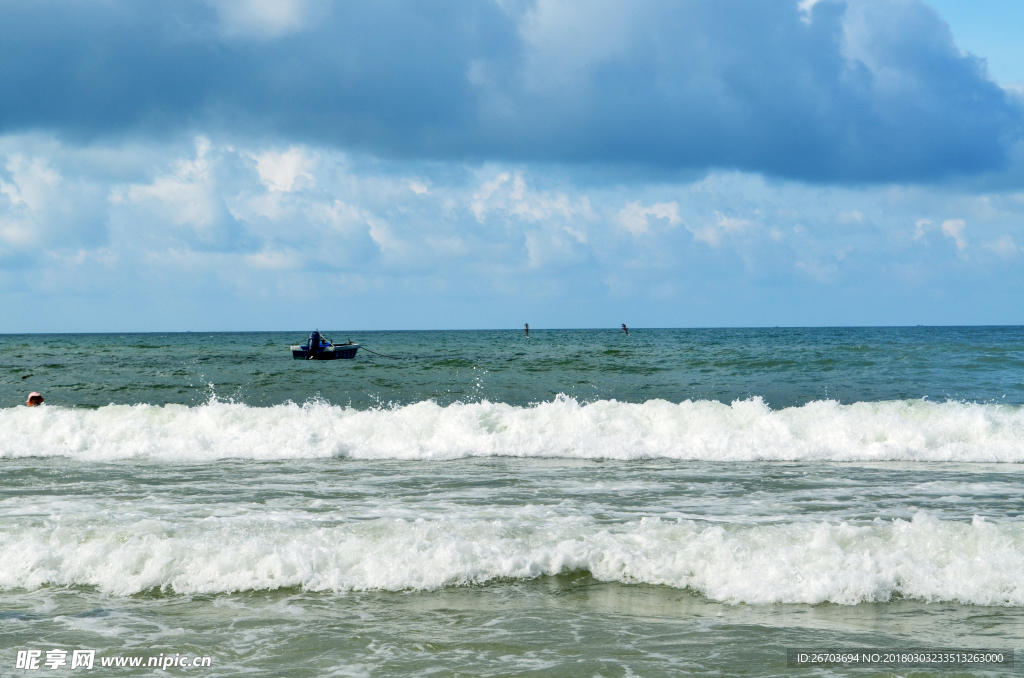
[{"left": 1, "top": 0, "right": 1020, "bottom": 183}]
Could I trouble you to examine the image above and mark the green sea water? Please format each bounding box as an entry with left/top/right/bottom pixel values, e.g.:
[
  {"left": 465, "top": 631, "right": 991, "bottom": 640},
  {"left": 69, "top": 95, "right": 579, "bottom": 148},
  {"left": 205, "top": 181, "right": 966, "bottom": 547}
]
[
  {"left": 1, "top": 327, "right": 1023, "bottom": 676},
  {"left": 3, "top": 326, "right": 1023, "bottom": 409}
]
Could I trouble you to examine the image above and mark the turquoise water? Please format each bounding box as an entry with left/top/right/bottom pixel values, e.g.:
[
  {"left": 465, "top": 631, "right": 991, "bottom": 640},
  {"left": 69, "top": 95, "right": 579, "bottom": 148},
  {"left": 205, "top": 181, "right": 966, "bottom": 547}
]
[
  {"left": 1, "top": 328, "right": 1023, "bottom": 676},
  {"left": 3, "top": 327, "right": 1023, "bottom": 409}
]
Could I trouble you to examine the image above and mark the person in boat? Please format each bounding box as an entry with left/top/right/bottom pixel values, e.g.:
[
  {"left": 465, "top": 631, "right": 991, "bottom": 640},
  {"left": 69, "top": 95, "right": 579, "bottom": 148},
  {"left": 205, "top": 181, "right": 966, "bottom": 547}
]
[
  {"left": 26, "top": 392, "right": 43, "bottom": 407},
  {"left": 622, "top": 323, "right": 629, "bottom": 335},
  {"left": 307, "top": 330, "right": 322, "bottom": 359},
  {"left": 524, "top": 323, "right": 529, "bottom": 339}
]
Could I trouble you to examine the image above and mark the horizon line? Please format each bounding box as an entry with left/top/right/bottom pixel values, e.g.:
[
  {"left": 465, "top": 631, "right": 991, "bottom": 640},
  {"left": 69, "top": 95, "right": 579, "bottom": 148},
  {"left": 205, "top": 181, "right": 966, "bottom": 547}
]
[{"left": 2, "top": 324, "right": 1023, "bottom": 336}]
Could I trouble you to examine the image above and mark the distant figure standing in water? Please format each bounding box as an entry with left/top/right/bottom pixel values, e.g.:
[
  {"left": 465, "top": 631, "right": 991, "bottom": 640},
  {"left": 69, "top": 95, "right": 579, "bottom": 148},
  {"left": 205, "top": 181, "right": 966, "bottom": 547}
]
[
  {"left": 26, "top": 392, "right": 43, "bottom": 407},
  {"left": 622, "top": 324, "right": 629, "bottom": 335},
  {"left": 524, "top": 323, "right": 529, "bottom": 339}
]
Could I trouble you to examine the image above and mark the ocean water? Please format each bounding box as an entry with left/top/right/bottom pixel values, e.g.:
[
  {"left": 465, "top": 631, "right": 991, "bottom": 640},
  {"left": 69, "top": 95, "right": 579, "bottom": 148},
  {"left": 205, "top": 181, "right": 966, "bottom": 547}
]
[{"left": 1, "top": 327, "right": 1022, "bottom": 676}]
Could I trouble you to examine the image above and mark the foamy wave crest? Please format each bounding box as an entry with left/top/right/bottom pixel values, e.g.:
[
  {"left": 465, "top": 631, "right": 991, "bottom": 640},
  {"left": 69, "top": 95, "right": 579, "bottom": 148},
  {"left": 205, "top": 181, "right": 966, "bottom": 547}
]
[
  {"left": 1, "top": 396, "right": 1023, "bottom": 462},
  {"left": 1, "top": 512, "right": 1021, "bottom": 605}
]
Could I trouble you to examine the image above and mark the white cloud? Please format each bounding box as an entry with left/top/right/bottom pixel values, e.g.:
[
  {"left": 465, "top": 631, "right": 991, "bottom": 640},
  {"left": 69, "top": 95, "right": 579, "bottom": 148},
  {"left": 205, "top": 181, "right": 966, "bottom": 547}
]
[
  {"left": 617, "top": 201, "right": 681, "bottom": 236},
  {"left": 913, "top": 218, "right": 931, "bottom": 241},
  {"left": 0, "top": 155, "right": 61, "bottom": 247},
  {"left": 209, "top": 0, "right": 318, "bottom": 38},
  {"left": 797, "top": 0, "right": 822, "bottom": 23},
  {"left": 367, "top": 216, "right": 404, "bottom": 255},
  {"left": 715, "top": 212, "right": 750, "bottom": 231},
  {"left": 0, "top": 155, "right": 59, "bottom": 211},
  {"left": 471, "top": 172, "right": 510, "bottom": 221},
  {"left": 941, "top": 218, "right": 967, "bottom": 251},
  {"left": 245, "top": 248, "right": 302, "bottom": 270},
  {"left": 471, "top": 171, "right": 594, "bottom": 226},
  {"left": 252, "top": 147, "right": 316, "bottom": 193},
  {"left": 311, "top": 199, "right": 364, "bottom": 234},
  {"left": 984, "top": 234, "right": 1022, "bottom": 260},
  {"left": 685, "top": 210, "right": 748, "bottom": 246},
  {"left": 0, "top": 144, "right": 111, "bottom": 256},
  {"left": 116, "top": 137, "right": 220, "bottom": 230}
]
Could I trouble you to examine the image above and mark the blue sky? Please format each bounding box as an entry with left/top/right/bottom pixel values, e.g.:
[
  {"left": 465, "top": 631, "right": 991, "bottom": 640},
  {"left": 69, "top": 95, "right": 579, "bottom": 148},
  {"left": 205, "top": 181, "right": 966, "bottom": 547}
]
[{"left": 1, "top": 0, "right": 1022, "bottom": 331}]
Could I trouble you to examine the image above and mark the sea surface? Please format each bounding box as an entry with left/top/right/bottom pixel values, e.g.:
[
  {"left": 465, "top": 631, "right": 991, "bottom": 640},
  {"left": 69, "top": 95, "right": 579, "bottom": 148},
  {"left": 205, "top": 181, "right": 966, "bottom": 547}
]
[{"left": 1, "top": 327, "right": 1023, "bottom": 676}]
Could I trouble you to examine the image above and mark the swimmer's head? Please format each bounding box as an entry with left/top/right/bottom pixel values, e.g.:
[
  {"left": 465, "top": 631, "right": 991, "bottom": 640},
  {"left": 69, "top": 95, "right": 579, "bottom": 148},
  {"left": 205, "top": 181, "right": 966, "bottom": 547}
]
[{"left": 26, "top": 392, "right": 43, "bottom": 407}]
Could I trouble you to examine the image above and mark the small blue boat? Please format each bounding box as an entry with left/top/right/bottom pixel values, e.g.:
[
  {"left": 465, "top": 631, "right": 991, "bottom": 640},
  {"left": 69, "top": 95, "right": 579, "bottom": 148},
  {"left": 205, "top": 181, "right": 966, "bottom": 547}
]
[{"left": 291, "top": 330, "right": 360, "bottom": 360}]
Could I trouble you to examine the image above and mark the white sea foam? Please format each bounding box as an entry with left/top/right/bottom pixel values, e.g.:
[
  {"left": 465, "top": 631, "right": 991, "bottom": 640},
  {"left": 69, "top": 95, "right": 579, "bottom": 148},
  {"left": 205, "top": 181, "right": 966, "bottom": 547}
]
[
  {"left": 1, "top": 511, "right": 1021, "bottom": 605},
  {"left": 1, "top": 396, "right": 1023, "bottom": 462}
]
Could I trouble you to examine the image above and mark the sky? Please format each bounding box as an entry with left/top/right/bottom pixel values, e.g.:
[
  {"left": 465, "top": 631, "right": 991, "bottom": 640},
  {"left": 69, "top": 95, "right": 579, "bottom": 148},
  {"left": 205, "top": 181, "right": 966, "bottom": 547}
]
[{"left": 1, "top": 0, "right": 1023, "bottom": 332}]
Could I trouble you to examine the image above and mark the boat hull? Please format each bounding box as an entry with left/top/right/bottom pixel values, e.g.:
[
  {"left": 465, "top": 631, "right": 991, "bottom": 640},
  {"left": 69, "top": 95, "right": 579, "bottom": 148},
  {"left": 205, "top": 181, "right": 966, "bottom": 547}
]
[{"left": 291, "top": 344, "right": 360, "bottom": 360}]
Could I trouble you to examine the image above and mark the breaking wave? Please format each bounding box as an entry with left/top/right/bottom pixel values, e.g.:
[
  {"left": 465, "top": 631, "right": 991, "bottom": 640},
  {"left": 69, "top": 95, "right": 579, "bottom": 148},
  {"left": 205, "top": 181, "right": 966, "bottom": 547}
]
[
  {"left": 1, "top": 511, "right": 1021, "bottom": 605},
  {"left": 1, "top": 396, "right": 1023, "bottom": 462}
]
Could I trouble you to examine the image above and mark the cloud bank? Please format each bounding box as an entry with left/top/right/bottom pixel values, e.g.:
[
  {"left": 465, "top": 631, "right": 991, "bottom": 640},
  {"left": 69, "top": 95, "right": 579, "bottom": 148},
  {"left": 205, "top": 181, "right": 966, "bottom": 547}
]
[
  {"left": 2, "top": 132, "right": 1022, "bottom": 331},
  {"left": 1, "top": 0, "right": 1021, "bottom": 183}
]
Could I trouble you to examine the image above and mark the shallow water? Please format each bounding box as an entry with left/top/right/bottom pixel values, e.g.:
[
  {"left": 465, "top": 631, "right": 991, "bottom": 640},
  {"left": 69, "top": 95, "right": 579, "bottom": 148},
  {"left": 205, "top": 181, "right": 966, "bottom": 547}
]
[{"left": 1, "top": 328, "right": 1022, "bottom": 675}]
